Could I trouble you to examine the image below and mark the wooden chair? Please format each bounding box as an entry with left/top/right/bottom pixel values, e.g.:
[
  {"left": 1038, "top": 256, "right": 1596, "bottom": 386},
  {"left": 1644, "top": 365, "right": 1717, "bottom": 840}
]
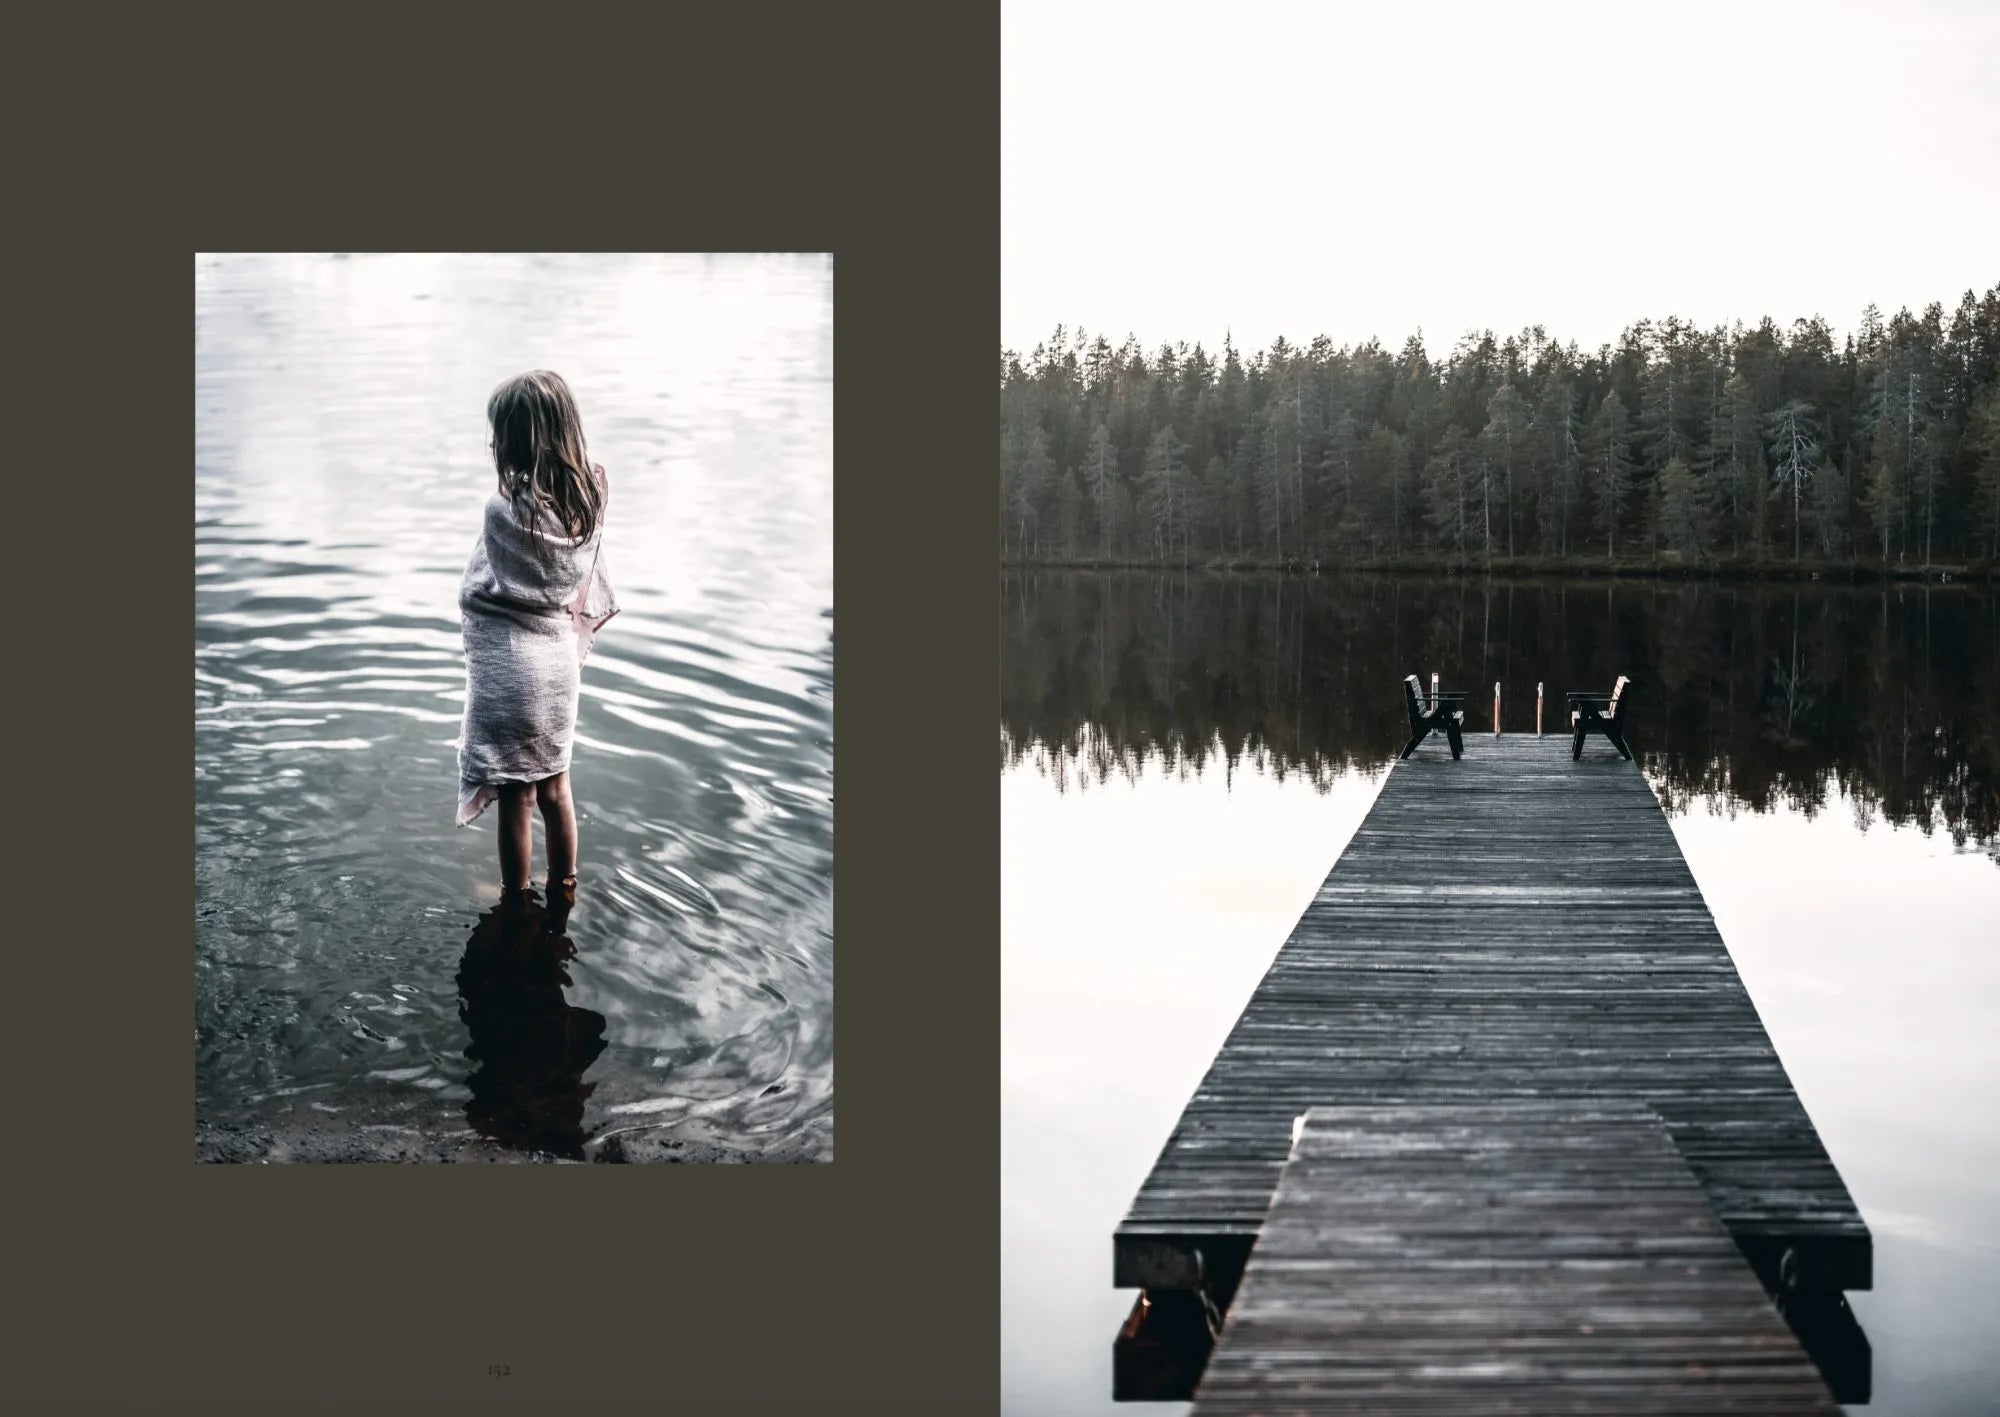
[
  {"left": 1567, "top": 676, "right": 1632, "bottom": 761},
  {"left": 1400, "top": 675, "right": 1465, "bottom": 760}
]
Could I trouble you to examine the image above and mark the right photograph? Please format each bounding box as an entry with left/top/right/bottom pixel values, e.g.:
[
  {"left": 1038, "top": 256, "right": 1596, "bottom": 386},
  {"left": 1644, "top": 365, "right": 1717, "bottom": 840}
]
[{"left": 1001, "top": 3, "right": 2000, "bottom": 1415}]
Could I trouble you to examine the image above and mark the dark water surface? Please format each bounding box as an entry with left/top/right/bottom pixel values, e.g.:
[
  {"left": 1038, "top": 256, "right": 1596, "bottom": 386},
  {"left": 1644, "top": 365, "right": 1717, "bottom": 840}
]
[
  {"left": 1002, "top": 571, "right": 2000, "bottom": 1415},
  {"left": 196, "top": 253, "right": 832, "bottom": 1162}
]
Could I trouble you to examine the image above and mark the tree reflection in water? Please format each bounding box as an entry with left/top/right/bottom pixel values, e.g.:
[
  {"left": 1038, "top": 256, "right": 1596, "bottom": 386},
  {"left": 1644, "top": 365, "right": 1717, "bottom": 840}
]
[{"left": 1000, "top": 571, "right": 1999, "bottom": 859}]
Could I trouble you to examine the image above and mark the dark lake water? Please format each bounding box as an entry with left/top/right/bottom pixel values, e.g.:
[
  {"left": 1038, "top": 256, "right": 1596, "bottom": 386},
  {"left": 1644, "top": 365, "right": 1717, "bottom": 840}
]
[
  {"left": 195, "top": 253, "right": 833, "bottom": 1162},
  {"left": 1002, "top": 570, "right": 2000, "bottom": 1415}
]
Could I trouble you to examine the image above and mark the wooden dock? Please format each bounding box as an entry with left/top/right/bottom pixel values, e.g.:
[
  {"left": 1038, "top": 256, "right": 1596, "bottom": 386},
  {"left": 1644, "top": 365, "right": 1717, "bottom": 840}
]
[
  {"left": 1115, "top": 732, "right": 1870, "bottom": 1400},
  {"left": 1190, "top": 1104, "right": 1841, "bottom": 1415}
]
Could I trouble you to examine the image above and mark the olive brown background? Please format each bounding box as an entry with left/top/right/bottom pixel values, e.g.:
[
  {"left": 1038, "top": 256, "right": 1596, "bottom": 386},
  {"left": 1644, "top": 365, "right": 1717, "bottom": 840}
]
[{"left": 14, "top": 4, "right": 998, "bottom": 1412}]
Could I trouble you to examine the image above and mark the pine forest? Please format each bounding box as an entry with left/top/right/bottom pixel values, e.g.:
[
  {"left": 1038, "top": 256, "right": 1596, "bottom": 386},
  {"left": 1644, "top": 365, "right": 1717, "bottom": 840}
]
[{"left": 1000, "top": 287, "right": 2000, "bottom": 576}]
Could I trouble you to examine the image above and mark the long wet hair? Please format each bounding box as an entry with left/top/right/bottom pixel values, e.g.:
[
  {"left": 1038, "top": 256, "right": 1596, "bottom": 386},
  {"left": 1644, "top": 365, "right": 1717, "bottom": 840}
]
[{"left": 487, "top": 370, "right": 604, "bottom": 547}]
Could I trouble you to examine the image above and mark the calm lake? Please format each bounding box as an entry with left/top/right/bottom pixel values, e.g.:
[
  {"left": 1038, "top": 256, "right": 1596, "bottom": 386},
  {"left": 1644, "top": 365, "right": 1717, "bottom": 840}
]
[
  {"left": 1002, "top": 570, "right": 2000, "bottom": 1415},
  {"left": 195, "top": 252, "right": 833, "bottom": 1162}
]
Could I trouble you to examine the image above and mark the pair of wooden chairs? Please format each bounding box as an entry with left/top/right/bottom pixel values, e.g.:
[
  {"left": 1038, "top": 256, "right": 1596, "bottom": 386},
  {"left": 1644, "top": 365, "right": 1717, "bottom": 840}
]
[{"left": 1399, "top": 674, "right": 1631, "bottom": 761}]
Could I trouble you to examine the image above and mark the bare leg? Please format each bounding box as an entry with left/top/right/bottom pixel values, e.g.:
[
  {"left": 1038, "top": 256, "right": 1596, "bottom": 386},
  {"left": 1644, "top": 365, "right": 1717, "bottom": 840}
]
[
  {"left": 536, "top": 771, "right": 578, "bottom": 888},
  {"left": 497, "top": 782, "right": 536, "bottom": 893}
]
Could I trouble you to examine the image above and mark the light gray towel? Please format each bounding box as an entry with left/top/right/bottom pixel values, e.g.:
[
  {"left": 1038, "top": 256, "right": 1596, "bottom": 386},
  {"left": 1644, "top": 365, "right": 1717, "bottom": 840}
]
[{"left": 455, "top": 475, "right": 619, "bottom": 825}]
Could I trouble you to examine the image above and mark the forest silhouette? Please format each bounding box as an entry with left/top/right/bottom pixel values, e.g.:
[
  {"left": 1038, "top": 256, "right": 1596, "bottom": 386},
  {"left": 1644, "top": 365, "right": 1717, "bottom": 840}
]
[{"left": 1001, "top": 289, "right": 2000, "bottom": 573}]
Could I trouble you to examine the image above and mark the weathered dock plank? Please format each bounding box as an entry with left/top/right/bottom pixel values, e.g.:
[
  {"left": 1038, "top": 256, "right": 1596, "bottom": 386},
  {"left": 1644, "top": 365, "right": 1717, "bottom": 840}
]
[
  {"left": 1190, "top": 1104, "right": 1842, "bottom": 1415},
  {"left": 1116, "top": 734, "right": 1870, "bottom": 1297}
]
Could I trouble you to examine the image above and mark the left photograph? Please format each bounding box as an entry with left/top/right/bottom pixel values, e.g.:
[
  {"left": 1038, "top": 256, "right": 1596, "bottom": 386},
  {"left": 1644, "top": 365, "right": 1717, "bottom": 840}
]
[{"left": 195, "top": 252, "right": 833, "bottom": 1164}]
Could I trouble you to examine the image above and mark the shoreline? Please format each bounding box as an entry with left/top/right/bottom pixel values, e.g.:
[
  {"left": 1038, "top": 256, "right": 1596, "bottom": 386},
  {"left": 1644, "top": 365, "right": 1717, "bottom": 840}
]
[
  {"left": 1002, "top": 556, "right": 1995, "bottom": 584},
  {"left": 196, "top": 1099, "right": 831, "bottom": 1166}
]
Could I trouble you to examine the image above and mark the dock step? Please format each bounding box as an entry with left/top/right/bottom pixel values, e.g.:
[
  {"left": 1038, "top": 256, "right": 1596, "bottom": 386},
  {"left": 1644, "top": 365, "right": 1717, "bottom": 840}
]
[{"left": 1190, "top": 1103, "right": 1842, "bottom": 1415}]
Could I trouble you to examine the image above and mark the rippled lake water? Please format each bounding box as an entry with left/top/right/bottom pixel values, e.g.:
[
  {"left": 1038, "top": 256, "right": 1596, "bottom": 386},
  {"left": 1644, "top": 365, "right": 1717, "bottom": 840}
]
[
  {"left": 195, "top": 252, "right": 833, "bottom": 1163},
  {"left": 1002, "top": 571, "right": 1999, "bottom": 1415}
]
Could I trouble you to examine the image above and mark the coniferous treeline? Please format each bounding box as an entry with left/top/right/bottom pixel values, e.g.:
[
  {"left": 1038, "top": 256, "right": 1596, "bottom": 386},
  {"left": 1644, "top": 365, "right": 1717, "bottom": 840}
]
[{"left": 1000, "top": 288, "right": 2000, "bottom": 571}]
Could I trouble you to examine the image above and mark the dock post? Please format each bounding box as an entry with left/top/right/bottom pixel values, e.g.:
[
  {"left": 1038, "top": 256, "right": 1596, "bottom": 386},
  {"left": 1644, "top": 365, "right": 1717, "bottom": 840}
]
[
  {"left": 1430, "top": 672, "right": 1439, "bottom": 714},
  {"left": 1493, "top": 681, "right": 1501, "bottom": 736},
  {"left": 1537, "top": 682, "right": 1543, "bottom": 736}
]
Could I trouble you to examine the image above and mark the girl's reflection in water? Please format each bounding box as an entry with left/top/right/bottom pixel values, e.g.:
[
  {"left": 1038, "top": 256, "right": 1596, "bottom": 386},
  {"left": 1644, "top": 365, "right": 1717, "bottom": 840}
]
[{"left": 455, "top": 885, "right": 607, "bottom": 1160}]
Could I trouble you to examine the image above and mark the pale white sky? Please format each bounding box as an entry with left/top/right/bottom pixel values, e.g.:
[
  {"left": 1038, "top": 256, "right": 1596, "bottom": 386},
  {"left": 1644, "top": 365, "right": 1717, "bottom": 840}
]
[{"left": 1003, "top": 0, "right": 1999, "bottom": 360}]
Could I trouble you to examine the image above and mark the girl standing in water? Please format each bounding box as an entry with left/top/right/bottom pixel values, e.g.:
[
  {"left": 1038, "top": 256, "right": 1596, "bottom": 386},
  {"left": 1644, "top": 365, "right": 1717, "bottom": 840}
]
[{"left": 456, "top": 370, "right": 620, "bottom": 901}]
